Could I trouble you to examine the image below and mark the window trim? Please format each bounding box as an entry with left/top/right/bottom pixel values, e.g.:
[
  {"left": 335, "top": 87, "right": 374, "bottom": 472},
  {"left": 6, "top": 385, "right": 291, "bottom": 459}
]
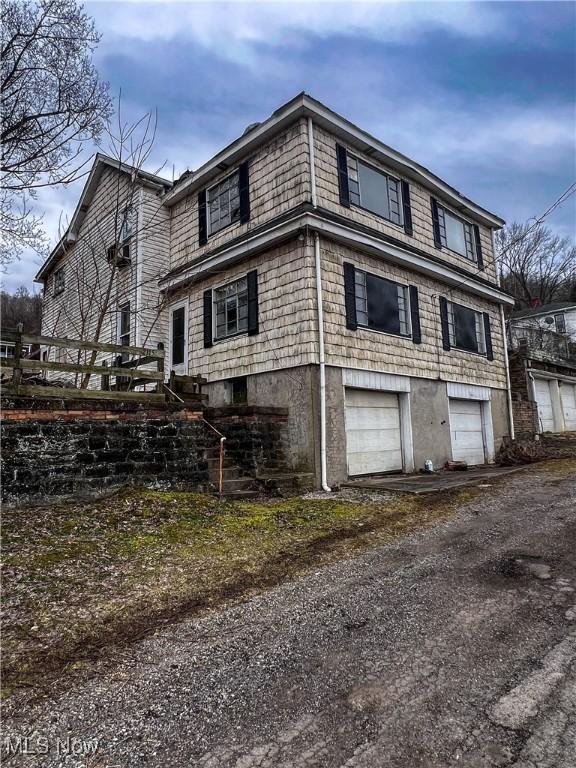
[
  {"left": 447, "top": 300, "right": 487, "bottom": 356},
  {"left": 346, "top": 152, "right": 404, "bottom": 228},
  {"left": 554, "top": 313, "right": 566, "bottom": 334},
  {"left": 212, "top": 275, "right": 249, "bottom": 342},
  {"left": 436, "top": 203, "right": 477, "bottom": 262},
  {"left": 206, "top": 169, "right": 241, "bottom": 238},
  {"left": 168, "top": 299, "right": 188, "bottom": 374},
  {"left": 53, "top": 266, "right": 65, "bottom": 297},
  {"left": 354, "top": 268, "right": 412, "bottom": 339}
]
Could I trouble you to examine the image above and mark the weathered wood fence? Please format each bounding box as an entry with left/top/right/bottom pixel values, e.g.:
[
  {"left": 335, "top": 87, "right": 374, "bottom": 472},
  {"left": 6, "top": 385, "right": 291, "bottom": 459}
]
[{"left": 1, "top": 325, "right": 166, "bottom": 402}]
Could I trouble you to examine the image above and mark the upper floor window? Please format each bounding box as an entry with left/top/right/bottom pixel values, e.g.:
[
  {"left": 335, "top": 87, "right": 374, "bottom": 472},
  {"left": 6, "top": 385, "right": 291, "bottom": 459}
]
[
  {"left": 53, "top": 267, "right": 65, "bottom": 296},
  {"left": 354, "top": 269, "right": 411, "bottom": 337},
  {"left": 119, "top": 302, "right": 131, "bottom": 347},
  {"left": 214, "top": 276, "right": 248, "bottom": 340},
  {"left": 437, "top": 205, "right": 475, "bottom": 261},
  {"left": 119, "top": 208, "right": 133, "bottom": 242},
  {"left": 447, "top": 301, "right": 486, "bottom": 355},
  {"left": 554, "top": 313, "right": 566, "bottom": 334},
  {"left": 347, "top": 155, "right": 403, "bottom": 226},
  {"left": 207, "top": 171, "right": 240, "bottom": 236}
]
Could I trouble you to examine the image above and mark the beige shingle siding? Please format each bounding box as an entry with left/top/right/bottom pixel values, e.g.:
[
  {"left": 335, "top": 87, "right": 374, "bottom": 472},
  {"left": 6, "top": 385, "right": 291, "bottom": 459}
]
[
  {"left": 321, "top": 239, "right": 507, "bottom": 389},
  {"left": 169, "top": 119, "right": 310, "bottom": 271},
  {"left": 313, "top": 125, "right": 499, "bottom": 285},
  {"left": 173, "top": 239, "right": 318, "bottom": 381}
]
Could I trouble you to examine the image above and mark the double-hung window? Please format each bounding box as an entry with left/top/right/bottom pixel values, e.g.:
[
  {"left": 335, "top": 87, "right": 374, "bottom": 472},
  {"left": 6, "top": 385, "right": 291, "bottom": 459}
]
[
  {"left": 207, "top": 172, "right": 240, "bottom": 235},
  {"left": 214, "top": 276, "right": 248, "bottom": 340},
  {"left": 119, "top": 303, "right": 131, "bottom": 347},
  {"left": 554, "top": 313, "right": 566, "bottom": 334},
  {"left": 436, "top": 205, "right": 475, "bottom": 261},
  {"left": 447, "top": 301, "right": 486, "bottom": 355},
  {"left": 347, "top": 155, "right": 403, "bottom": 226},
  {"left": 354, "top": 269, "right": 411, "bottom": 337},
  {"left": 119, "top": 208, "right": 133, "bottom": 242},
  {"left": 53, "top": 267, "right": 65, "bottom": 296}
]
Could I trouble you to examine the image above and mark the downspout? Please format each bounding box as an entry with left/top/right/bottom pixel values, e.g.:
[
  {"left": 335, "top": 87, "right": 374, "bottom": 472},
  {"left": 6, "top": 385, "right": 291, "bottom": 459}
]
[
  {"left": 308, "top": 116, "right": 331, "bottom": 492},
  {"left": 500, "top": 303, "right": 515, "bottom": 441}
]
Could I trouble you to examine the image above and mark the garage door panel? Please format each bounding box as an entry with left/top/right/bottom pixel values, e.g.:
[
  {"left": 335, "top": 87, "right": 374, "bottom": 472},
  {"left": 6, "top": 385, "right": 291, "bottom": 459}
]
[
  {"left": 561, "top": 384, "right": 576, "bottom": 430},
  {"left": 345, "top": 388, "right": 403, "bottom": 476},
  {"left": 534, "top": 379, "right": 554, "bottom": 432},
  {"left": 449, "top": 398, "right": 485, "bottom": 465},
  {"left": 346, "top": 427, "right": 402, "bottom": 452}
]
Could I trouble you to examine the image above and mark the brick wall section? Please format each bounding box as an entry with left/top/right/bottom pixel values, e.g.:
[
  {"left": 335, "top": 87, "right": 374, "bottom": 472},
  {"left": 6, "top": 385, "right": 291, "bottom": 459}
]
[
  {"left": 512, "top": 400, "right": 538, "bottom": 439},
  {"left": 1, "top": 397, "right": 210, "bottom": 503},
  {"left": 207, "top": 406, "right": 290, "bottom": 477}
]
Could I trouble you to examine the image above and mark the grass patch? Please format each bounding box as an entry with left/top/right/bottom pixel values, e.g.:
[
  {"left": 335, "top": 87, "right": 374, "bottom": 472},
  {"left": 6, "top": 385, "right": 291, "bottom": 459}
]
[{"left": 3, "top": 458, "right": 573, "bottom": 698}]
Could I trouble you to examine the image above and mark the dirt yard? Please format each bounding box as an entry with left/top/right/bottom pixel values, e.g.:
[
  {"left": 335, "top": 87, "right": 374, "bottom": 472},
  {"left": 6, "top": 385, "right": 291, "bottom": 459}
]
[{"left": 2, "top": 459, "right": 574, "bottom": 701}]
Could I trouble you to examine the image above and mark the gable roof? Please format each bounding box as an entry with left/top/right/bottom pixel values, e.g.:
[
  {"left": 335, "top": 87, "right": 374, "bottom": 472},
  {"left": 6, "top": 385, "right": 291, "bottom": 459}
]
[
  {"left": 35, "top": 154, "right": 171, "bottom": 282},
  {"left": 163, "top": 92, "right": 505, "bottom": 228},
  {"left": 512, "top": 301, "right": 576, "bottom": 320}
]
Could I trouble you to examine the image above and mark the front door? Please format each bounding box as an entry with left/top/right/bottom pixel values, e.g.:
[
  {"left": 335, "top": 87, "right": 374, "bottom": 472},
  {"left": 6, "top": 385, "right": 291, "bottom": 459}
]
[{"left": 169, "top": 302, "right": 188, "bottom": 376}]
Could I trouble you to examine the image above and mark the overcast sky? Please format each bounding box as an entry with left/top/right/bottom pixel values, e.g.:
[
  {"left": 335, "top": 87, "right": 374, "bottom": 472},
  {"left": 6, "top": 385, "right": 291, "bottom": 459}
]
[{"left": 5, "top": 0, "right": 575, "bottom": 292}]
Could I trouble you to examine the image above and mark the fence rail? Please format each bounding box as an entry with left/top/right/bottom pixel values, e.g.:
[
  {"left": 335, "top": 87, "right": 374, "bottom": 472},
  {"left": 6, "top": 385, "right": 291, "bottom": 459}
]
[{"left": 0, "top": 325, "right": 166, "bottom": 402}]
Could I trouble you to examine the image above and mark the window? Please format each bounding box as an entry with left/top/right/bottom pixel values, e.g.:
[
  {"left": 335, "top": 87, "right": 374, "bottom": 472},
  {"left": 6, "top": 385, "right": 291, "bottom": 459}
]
[
  {"left": 447, "top": 302, "right": 486, "bottom": 354},
  {"left": 555, "top": 313, "right": 566, "bottom": 334},
  {"left": 214, "top": 277, "right": 248, "bottom": 340},
  {"left": 347, "top": 155, "right": 403, "bottom": 226},
  {"left": 207, "top": 172, "right": 240, "bottom": 235},
  {"left": 231, "top": 376, "right": 248, "bottom": 404},
  {"left": 354, "top": 269, "right": 410, "bottom": 336},
  {"left": 171, "top": 306, "right": 186, "bottom": 367},
  {"left": 119, "top": 303, "right": 131, "bottom": 348},
  {"left": 119, "top": 208, "right": 133, "bottom": 242},
  {"left": 53, "top": 267, "right": 65, "bottom": 296},
  {"left": 437, "top": 206, "right": 475, "bottom": 260}
]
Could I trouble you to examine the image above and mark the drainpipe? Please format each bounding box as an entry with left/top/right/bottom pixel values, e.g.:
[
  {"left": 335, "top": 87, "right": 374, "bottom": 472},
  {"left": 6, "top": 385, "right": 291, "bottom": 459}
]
[
  {"left": 500, "top": 303, "right": 515, "bottom": 441},
  {"left": 308, "top": 117, "right": 331, "bottom": 492}
]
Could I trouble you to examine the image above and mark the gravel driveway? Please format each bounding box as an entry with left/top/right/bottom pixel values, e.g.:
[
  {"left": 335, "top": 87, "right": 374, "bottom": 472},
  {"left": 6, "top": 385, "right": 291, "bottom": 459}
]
[{"left": 3, "top": 466, "right": 575, "bottom": 768}]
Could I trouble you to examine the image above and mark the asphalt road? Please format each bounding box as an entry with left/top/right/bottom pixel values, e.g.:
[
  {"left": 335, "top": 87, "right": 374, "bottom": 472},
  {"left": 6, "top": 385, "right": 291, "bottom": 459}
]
[{"left": 3, "top": 467, "right": 576, "bottom": 768}]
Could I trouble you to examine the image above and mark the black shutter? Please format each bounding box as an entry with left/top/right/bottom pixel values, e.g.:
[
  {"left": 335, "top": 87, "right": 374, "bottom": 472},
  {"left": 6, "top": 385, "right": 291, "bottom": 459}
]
[
  {"left": 473, "top": 225, "right": 484, "bottom": 270},
  {"left": 203, "top": 289, "right": 213, "bottom": 348},
  {"left": 483, "top": 312, "right": 493, "bottom": 360},
  {"left": 247, "top": 269, "right": 259, "bottom": 336},
  {"left": 198, "top": 189, "right": 208, "bottom": 246},
  {"left": 439, "top": 296, "right": 451, "bottom": 350},
  {"left": 336, "top": 144, "right": 350, "bottom": 208},
  {"left": 239, "top": 161, "right": 250, "bottom": 224},
  {"left": 431, "top": 197, "right": 442, "bottom": 249},
  {"left": 409, "top": 285, "right": 421, "bottom": 344},
  {"left": 401, "top": 180, "right": 413, "bottom": 236},
  {"left": 343, "top": 262, "right": 357, "bottom": 330}
]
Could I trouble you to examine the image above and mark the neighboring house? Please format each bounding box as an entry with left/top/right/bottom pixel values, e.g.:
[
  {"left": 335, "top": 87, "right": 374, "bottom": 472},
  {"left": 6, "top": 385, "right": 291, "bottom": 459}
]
[
  {"left": 36, "top": 93, "right": 516, "bottom": 486},
  {"left": 508, "top": 303, "right": 576, "bottom": 435}
]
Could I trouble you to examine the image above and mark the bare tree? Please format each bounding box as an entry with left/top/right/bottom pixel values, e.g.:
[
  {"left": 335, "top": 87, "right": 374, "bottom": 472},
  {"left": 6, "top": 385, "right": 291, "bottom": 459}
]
[
  {"left": 41, "top": 104, "right": 172, "bottom": 389},
  {"left": 1, "top": 284, "right": 42, "bottom": 331},
  {"left": 496, "top": 221, "right": 576, "bottom": 308},
  {"left": 1, "top": 0, "right": 112, "bottom": 265}
]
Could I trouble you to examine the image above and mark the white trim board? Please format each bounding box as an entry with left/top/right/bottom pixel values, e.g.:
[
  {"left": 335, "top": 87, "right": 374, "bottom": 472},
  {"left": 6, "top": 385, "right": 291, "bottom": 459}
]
[
  {"left": 446, "top": 382, "right": 492, "bottom": 401},
  {"left": 342, "top": 368, "right": 410, "bottom": 393},
  {"left": 159, "top": 212, "right": 514, "bottom": 307}
]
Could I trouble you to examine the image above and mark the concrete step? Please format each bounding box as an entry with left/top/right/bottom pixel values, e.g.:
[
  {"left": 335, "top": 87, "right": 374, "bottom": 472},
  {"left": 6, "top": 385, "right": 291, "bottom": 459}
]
[
  {"left": 218, "top": 489, "right": 260, "bottom": 500},
  {"left": 220, "top": 477, "right": 258, "bottom": 491}
]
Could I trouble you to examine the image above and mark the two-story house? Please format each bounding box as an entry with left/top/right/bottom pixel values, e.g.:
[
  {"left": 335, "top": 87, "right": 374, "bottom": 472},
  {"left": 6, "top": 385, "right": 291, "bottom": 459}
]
[{"left": 37, "top": 94, "right": 516, "bottom": 487}]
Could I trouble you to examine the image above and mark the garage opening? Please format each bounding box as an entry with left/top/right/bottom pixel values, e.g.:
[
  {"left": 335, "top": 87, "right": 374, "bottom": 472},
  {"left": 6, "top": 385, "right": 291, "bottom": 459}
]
[
  {"left": 561, "top": 383, "right": 576, "bottom": 431},
  {"left": 345, "top": 389, "right": 403, "bottom": 476},
  {"left": 533, "top": 379, "right": 555, "bottom": 433},
  {"left": 449, "top": 398, "right": 485, "bottom": 466}
]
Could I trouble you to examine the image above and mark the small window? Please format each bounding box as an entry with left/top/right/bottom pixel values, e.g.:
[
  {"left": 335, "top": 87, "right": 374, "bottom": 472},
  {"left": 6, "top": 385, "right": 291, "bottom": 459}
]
[
  {"left": 53, "top": 267, "right": 65, "bottom": 296},
  {"left": 214, "top": 276, "right": 248, "bottom": 340},
  {"left": 447, "top": 302, "right": 486, "bottom": 354},
  {"left": 555, "top": 313, "right": 566, "bottom": 334},
  {"left": 437, "top": 206, "right": 475, "bottom": 260},
  {"left": 347, "top": 155, "right": 403, "bottom": 226},
  {"left": 171, "top": 306, "right": 186, "bottom": 367},
  {"left": 119, "top": 303, "right": 131, "bottom": 347},
  {"left": 231, "top": 376, "right": 248, "bottom": 404},
  {"left": 120, "top": 208, "right": 133, "bottom": 242},
  {"left": 207, "top": 171, "right": 240, "bottom": 235},
  {"left": 354, "top": 269, "right": 410, "bottom": 337}
]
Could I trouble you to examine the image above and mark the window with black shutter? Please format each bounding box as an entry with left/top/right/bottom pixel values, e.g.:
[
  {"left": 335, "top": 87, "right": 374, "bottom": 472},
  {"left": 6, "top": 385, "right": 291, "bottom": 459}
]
[
  {"left": 353, "top": 268, "right": 411, "bottom": 338},
  {"left": 171, "top": 306, "right": 186, "bottom": 367}
]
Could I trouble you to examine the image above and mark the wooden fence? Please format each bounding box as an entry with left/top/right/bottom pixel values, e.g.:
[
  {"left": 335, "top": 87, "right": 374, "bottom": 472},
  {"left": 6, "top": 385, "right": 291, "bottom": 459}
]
[{"left": 0, "top": 325, "right": 167, "bottom": 402}]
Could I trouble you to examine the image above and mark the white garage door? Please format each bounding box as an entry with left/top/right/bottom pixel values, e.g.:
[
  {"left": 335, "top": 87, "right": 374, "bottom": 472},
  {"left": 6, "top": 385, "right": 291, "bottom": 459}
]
[
  {"left": 449, "top": 399, "right": 485, "bottom": 465},
  {"left": 345, "top": 389, "right": 402, "bottom": 475},
  {"left": 534, "top": 379, "right": 555, "bottom": 432},
  {"left": 561, "top": 383, "right": 576, "bottom": 431}
]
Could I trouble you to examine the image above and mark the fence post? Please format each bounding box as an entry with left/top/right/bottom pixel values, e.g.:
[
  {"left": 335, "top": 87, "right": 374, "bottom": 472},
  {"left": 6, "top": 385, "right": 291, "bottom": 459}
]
[
  {"left": 12, "top": 322, "right": 23, "bottom": 386},
  {"left": 101, "top": 360, "right": 110, "bottom": 391}
]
